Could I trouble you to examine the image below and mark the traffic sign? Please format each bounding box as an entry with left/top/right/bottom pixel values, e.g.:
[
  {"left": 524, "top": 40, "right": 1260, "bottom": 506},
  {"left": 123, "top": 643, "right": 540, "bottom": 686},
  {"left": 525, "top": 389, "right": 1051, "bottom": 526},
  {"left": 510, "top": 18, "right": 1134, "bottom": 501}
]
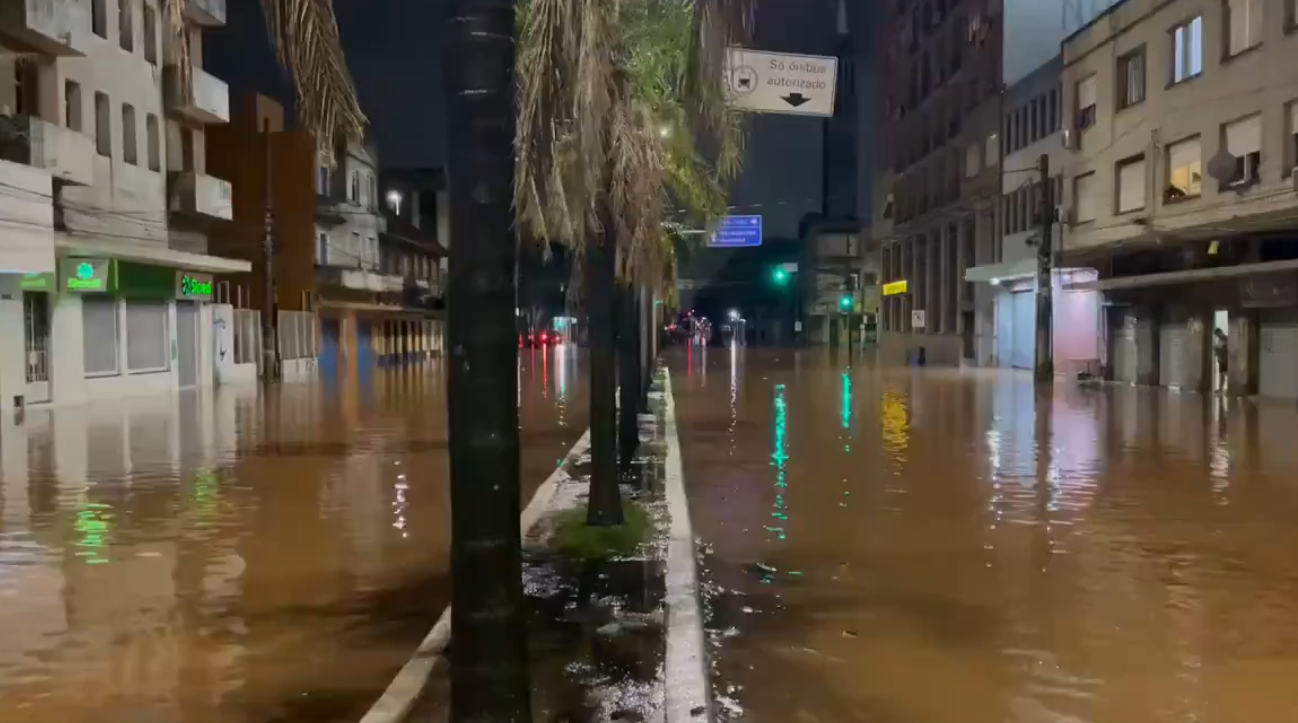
[
  {"left": 708, "top": 215, "right": 762, "bottom": 248},
  {"left": 725, "top": 48, "right": 838, "bottom": 117}
]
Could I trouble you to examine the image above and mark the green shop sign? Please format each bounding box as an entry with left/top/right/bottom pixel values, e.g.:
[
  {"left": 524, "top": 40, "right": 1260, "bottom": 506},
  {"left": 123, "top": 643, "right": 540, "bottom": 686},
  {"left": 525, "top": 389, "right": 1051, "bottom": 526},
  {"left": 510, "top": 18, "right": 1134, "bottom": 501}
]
[
  {"left": 60, "top": 259, "right": 113, "bottom": 293},
  {"left": 19, "top": 272, "right": 55, "bottom": 291},
  {"left": 177, "top": 272, "right": 215, "bottom": 300}
]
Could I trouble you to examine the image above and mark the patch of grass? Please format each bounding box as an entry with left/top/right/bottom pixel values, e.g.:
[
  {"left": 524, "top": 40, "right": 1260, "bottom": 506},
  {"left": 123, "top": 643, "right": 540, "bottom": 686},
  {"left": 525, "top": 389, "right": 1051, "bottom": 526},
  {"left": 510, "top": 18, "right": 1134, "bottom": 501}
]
[{"left": 551, "top": 502, "right": 650, "bottom": 560}]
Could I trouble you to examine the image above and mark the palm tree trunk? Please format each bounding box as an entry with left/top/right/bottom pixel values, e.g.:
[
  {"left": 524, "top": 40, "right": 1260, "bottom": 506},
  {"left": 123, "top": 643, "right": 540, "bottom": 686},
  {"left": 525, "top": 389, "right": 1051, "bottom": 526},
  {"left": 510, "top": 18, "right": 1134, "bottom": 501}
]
[
  {"left": 586, "top": 212, "right": 623, "bottom": 525},
  {"left": 618, "top": 281, "right": 640, "bottom": 471},
  {"left": 442, "top": 2, "right": 531, "bottom": 721}
]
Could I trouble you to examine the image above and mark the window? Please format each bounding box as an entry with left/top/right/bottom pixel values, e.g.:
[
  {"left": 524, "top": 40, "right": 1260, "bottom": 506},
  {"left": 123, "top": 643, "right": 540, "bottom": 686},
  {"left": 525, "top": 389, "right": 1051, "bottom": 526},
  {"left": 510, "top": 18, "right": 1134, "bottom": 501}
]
[
  {"left": 349, "top": 171, "right": 359, "bottom": 202},
  {"left": 1287, "top": 101, "right": 1298, "bottom": 176},
  {"left": 1048, "top": 86, "right": 1059, "bottom": 131},
  {"left": 1171, "top": 16, "right": 1203, "bottom": 84},
  {"left": 119, "top": 0, "right": 133, "bottom": 51},
  {"left": 1076, "top": 75, "right": 1097, "bottom": 130},
  {"left": 1117, "top": 47, "right": 1146, "bottom": 109},
  {"left": 94, "top": 92, "right": 110, "bottom": 157},
  {"left": 126, "top": 301, "right": 169, "bottom": 372},
  {"left": 142, "top": 3, "right": 157, "bottom": 64},
  {"left": 317, "top": 165, "right": 329, "bottom": 195},
  {"left": 122, "top": 104, "right": 137, "bottom": 165},
  {"left": 1074, "top": 172, "right": 1097, "bottom": 223},
  {"left": 82, "top": 296, "right": 120, "bottom": 376},
  {"left": 1289, "top": 0, "right": 1298, "bottom": 29},
  {"left": 92, "top": 0, "right": 106, "bottom": 37},
  {"left": 146, "top": 113, "right": 160, "bottom": 171},
  {"left": 64, "top": 80, "right": 82, "bottom": 131},
  {"left": 1165, "top": 136, "right": 1202, "bottom": 200},
  {"left": 1116, "top": 155, "right": 1147, "bottom": 213},
  {"left": 1223, "top": 114, "right": 1262, "bottom": 187},
  {"left": 1029, "top": 99, "right": 1039, "bottom": 145},
  {"left": 964, "top": 143, "right": 980, "bottom": 177},
  {"left": 350, "top": 231, "right": 361, "bottom": 264},
  {"left": 317, "top": 232, "right": 329, "bottom": 264},
  {"left": 1225, "top": 0, "right": 1262, "bottom": 57}
]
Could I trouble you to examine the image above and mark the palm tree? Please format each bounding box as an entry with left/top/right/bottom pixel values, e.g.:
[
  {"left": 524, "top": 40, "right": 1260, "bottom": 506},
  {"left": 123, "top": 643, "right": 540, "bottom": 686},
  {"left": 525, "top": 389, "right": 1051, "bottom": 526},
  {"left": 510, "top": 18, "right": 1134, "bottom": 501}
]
[
  {"left": 166, "top": 0, "right": 531, "bottom": 719},
  {"left": 516, "top": 0, "right": 752, "bottom": 525}
]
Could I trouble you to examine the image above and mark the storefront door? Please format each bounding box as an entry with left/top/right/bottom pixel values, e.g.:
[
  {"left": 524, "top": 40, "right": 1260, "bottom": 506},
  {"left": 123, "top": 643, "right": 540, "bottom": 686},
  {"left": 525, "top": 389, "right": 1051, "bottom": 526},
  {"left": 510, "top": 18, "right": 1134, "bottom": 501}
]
[
  {"left": 177, "top": 301, "right": 199, "bottom": 388},
  {"left": 22, "top": 292, "right": 50, "bottom": 403}
]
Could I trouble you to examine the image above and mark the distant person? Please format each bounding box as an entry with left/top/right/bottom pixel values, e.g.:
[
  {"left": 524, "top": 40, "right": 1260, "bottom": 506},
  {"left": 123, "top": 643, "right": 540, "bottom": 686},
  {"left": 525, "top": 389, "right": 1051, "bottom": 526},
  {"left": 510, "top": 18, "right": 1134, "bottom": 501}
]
[{"left": 1213, "top": 328, "right": 1228, "bottom": 392}]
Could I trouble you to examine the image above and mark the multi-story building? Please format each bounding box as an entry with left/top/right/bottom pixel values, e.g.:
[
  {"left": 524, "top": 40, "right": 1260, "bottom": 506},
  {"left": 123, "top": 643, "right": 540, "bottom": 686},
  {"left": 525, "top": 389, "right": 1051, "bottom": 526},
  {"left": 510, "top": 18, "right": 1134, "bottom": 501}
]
[
  {"left": 875, "top": 0, "right": 1004, "bottom": 365},
  {"left": 207, "top": 93, "right": 443, "bottom": 383},
  {"left": 1059, "top": 0, "right": 1298, "bottom": 399},
  {"left": 0, "top": 0, "right": 246, "bottom": 411}
]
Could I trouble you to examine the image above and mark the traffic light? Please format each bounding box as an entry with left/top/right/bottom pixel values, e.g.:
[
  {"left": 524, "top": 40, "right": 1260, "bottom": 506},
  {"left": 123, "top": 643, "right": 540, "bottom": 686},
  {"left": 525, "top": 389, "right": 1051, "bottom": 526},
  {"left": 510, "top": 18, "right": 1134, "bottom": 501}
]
[
  {"left": 771, "top": 267, "right": 789, "bottom": 285},
  {"left": 839, "top": 294, "right": 853, "bottom": 311}
]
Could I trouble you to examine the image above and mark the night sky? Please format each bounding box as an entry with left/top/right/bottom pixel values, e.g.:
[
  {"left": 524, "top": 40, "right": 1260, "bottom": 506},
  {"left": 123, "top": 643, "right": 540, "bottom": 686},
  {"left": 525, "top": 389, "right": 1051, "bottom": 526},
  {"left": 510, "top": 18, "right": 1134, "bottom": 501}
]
[{"left": 209, "top": 0, "right": 838, "bottom": 238}]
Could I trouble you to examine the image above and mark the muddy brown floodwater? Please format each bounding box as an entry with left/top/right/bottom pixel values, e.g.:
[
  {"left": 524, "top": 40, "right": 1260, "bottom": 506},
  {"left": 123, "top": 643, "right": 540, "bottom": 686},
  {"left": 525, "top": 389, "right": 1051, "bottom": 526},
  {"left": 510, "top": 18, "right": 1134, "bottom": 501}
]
[
  {"left": 0, "top": 348, "right": 586, "bottom": 723},
  {"left": 671, "top": 345, "right": 1298, "bottom": 723}
]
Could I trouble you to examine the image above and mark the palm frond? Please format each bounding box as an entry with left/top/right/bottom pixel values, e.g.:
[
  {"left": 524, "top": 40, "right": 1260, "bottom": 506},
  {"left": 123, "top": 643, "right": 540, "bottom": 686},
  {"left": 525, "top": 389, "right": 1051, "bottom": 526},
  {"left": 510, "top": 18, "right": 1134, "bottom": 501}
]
[{"left": 259, "top": 0, "right": 367, "bottom": 158}]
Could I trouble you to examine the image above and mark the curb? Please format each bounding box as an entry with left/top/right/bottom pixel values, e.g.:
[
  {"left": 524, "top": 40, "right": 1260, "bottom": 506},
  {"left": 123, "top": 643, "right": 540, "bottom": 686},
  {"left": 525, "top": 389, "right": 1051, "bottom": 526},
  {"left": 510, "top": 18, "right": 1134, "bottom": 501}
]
[
  {"left": 660, "top": 371, "right": 712, "bottom": 722},
  {"left": 358, "top": 428, "right": 593, "bottom": 723}
]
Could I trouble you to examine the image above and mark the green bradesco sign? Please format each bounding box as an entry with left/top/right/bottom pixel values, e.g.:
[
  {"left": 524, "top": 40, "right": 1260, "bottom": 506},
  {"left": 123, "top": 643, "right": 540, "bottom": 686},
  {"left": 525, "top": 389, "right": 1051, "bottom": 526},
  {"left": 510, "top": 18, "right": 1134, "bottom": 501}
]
[
  {"left": 176, "top": 271, "right": 214, "bottom": 301},
  {"left": 59, "top": 258, "right": 113, "bottom": 292}
]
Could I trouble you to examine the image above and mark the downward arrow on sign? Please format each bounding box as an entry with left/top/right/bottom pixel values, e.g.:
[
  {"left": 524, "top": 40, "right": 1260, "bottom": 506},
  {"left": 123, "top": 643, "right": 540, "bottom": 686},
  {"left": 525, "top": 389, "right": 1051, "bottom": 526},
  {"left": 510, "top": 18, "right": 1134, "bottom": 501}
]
[{"left": 782, "top": 93, "right": 811, "bottom": 107}]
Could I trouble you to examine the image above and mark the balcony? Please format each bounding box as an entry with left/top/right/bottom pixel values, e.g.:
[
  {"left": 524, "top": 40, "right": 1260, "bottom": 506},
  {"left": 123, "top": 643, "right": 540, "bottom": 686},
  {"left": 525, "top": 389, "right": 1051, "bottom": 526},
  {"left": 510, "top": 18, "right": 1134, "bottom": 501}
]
[
  {"left": 0, "top": 115, "right": 94, "bottom": 186},
  {"left": 0, "top": 0, "right": 87, "bottom": 56},
  {"left": 163, "top": 65, "right": 230, "bottom": 124},
  {"left": 183, "top": 0, "right": 225, "bottom": 26},
  {"left": 169, "top": 171, "right": 233, "bottom": 221},
  {"left": 316, "top": 264, "right": 403, "bottom": 293}
]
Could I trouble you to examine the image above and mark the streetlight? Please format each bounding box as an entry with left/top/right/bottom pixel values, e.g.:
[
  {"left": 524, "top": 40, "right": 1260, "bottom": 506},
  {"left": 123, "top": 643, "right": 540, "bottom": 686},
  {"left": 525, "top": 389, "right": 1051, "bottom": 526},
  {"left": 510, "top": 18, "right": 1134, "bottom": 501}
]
[
  {"left": 728, "top": 308, "right": 740, "bottom": 321},
  {"left": 386, "top": 189, "right": 403, "bottom": 215}
]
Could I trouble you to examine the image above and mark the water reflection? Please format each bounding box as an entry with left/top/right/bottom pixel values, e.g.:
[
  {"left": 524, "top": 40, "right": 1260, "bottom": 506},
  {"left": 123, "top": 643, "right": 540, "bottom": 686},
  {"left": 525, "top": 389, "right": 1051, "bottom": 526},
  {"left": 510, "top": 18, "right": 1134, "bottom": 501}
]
[
  {"left": 0, "top": 355, "right": 588, "bottom": 723},
  {"left": 670, "top": 349, "right": 1298, "bottom": 723}
]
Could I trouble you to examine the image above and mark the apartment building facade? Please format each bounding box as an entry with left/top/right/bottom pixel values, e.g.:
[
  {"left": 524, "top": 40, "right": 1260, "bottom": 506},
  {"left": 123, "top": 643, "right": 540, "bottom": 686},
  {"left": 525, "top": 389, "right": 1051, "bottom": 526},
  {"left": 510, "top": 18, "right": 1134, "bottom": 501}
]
[
  {"left": 875, "top": 0, "right": 1005, "bottom": 365},
  {"left": 0, "top": 0, "right": 245, "bottom": 412},
  {"left": 1060, "top": 0, "right": 1298, "bottom": 399}
]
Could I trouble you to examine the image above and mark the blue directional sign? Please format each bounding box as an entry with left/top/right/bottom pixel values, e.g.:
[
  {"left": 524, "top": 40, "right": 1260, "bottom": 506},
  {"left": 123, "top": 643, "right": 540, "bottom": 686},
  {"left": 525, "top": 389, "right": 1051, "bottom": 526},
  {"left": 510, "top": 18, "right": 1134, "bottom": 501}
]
[{"left": 708, "top": 215, "right": 763, "bottom": 248}]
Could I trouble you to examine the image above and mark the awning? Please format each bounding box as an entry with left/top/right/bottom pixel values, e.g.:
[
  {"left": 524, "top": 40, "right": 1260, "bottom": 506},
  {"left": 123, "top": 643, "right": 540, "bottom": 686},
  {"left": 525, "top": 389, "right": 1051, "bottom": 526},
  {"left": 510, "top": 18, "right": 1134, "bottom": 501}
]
[
  {"left": 1065, "top": 258, "right": 1298, "bottom": 292},
  {"left": 964, "top": 258, "right": 1036, "bottom": 284},
  {"left": 57, "top": 237, "right": 252, "bottom": 274}
]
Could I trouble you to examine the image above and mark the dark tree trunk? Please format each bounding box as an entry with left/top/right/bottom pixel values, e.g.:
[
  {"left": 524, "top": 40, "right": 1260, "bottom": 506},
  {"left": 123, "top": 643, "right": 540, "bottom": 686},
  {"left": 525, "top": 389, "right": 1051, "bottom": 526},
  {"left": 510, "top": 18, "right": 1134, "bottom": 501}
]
[
  {"left": 619, "top": 282, "right": 640, "bottom": 471},
  {"left": 586, "top": 223, "right": 623, "bottom": 525},
  {"left": 442, "top": 2, "right": 531, "bottom": 722}
]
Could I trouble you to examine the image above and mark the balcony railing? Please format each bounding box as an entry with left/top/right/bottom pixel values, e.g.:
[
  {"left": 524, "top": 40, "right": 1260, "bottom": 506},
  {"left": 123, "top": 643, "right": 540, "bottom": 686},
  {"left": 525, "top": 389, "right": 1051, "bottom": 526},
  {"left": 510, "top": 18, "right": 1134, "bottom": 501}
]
[
  {"left": 0, "top": 0, "right": 87, "bottom": 56},
  {"left": 183, "top": 0, "right": 225, "bottom": 26},
  {"left": 163, "top": 65, "right": 230, "bottom": 124},
  {"left": 169, "top": 171, "right": 233, "bottom": 220},
  {"left": 0, "top": 115, "right": 94, "bottom": 185}
]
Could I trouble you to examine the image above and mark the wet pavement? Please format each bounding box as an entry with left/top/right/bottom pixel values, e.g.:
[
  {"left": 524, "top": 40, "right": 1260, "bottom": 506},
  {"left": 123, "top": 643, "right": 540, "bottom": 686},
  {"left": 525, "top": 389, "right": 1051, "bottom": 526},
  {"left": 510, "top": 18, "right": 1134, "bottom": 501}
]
[
  {"left": 0, "top": 346, "right": 586, "bottom": 723},
  {"left": 670, "top": 344, "right": 1298, "bottom": 723}
]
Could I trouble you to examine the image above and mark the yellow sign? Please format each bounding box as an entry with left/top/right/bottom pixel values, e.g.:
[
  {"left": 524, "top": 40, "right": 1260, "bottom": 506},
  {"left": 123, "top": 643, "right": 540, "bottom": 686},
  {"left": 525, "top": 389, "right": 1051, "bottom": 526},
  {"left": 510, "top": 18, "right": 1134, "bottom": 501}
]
[{"left": 882, "top": 279, "right": 908, "bottom": 296}]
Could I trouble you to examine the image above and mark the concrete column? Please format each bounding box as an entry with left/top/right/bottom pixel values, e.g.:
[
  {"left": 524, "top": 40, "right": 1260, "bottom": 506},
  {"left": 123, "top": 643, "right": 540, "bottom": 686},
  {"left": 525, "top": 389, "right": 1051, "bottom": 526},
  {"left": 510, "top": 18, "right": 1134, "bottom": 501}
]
[
  {"left": 954, "top": 222, "right": 967, "bottom": 338},
  {"left": 926, "top": 232, "right": 939, "bottom": 334},
  {"left": 941, "top": 225, "right": 954, "bottom": 335},
  {"left": 907, "top": 238, "right": 917, "bottom": 333},
  {"left": 1184, "top": 313, "right": 1208, "bottom": 393},
  {"left": 1135, "top": 305, "right": 1161, "bottom": 386},
  {"left": 1228, "top": 312, "right": 1258, "bottom": 395}
]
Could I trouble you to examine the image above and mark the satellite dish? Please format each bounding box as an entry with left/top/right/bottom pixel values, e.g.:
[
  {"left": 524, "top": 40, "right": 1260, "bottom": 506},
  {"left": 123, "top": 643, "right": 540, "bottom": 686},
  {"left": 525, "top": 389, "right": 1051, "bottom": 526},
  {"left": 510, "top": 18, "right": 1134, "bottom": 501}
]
[{"left": 1206, "top": 149, "right": 1237, "bottom": 183}]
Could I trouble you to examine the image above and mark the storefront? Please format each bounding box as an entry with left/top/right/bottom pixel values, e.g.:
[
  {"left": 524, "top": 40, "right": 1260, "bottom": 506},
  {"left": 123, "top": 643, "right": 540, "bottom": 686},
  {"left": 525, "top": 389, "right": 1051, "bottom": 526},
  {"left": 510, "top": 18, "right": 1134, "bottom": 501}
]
[{"left": 35, "top": 258, "right": 221, "bottom": 405}]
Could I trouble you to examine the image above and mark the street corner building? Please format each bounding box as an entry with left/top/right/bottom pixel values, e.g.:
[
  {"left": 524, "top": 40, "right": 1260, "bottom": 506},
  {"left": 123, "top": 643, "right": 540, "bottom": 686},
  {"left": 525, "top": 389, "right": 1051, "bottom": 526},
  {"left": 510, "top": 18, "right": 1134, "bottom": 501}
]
[
  {"left": 204, "top": 94, "right": 448, "bottom": 388},
  {"left": 0, "top": 0, "right": 250, "bottom": 411},
  {"left": 1054, "top": 0, "right": 1298, "bottom": 400}
]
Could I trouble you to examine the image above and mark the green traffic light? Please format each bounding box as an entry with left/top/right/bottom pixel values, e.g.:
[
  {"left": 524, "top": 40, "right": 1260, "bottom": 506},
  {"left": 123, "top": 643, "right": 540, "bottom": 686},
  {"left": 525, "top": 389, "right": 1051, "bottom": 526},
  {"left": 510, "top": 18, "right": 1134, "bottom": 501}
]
[
  {"left": 772, "top": 268, "right": 789, "bottom": 285},
  {"left": 839, "top": 295, "right": 852, "bottom": 310}
]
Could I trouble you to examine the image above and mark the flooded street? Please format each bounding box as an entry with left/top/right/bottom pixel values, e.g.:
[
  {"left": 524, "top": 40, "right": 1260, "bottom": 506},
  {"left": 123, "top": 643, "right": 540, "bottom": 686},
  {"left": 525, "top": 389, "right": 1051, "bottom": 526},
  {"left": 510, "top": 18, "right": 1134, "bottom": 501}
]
[
  {"left": 671, "top": 345, "right": 1298, "bottom": 723},
  {"left": 0, "top": 347, "right": 586, "bottom": 723}
]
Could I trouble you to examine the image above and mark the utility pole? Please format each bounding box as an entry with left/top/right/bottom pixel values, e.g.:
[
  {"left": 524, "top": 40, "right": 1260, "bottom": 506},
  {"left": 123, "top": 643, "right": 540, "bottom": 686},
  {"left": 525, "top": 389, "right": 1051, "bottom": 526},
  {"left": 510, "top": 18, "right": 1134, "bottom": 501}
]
[
  {"left": 261, "top": 119, "right": 279, "bottom": 384},
  {"left": 1034, "top": 153, "right": 1054, "bottom": 384}
]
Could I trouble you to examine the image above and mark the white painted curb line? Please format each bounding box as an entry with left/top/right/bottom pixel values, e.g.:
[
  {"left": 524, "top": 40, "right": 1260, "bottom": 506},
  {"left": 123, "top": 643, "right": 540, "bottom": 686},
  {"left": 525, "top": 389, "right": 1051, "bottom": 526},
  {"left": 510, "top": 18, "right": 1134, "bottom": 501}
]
[
  {"left": 661, "top": 373, "right": 712, "bottom": 722},
  {"left": 358, "top": 429, "right": 593, "bottom": 723}
]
